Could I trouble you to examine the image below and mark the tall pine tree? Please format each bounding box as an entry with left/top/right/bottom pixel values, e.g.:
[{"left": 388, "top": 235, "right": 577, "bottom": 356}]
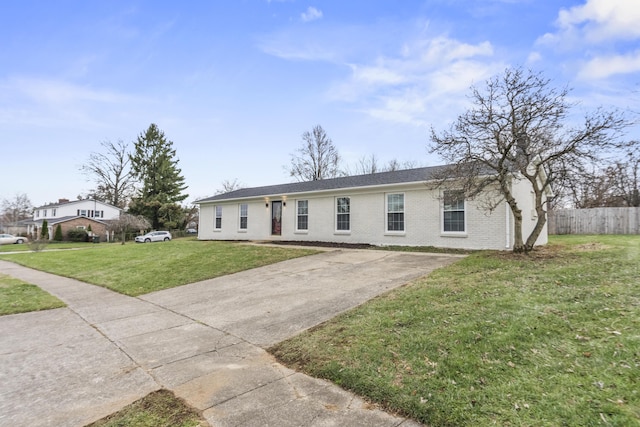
[{"left": 129, "top": 124, "right": 188, "bottom": 230}]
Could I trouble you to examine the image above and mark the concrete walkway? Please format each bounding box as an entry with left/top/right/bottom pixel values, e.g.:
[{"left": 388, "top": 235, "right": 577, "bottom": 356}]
[{"left": 0, "top": 249, "right": 462, "bottom": 427}]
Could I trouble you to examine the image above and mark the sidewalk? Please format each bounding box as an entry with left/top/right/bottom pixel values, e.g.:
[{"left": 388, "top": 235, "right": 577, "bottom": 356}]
[{"left": 0, "top": 250, "right": 461, "bottom": 426}]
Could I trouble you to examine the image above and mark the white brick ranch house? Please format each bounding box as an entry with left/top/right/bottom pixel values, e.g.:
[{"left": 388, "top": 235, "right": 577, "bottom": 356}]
[{"left": 196, "top": 166, "right": 547, "bottom": 250}]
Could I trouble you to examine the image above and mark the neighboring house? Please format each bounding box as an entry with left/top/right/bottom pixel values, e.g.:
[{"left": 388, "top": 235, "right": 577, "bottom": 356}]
[
  {"left": 0, "top": 219, "right": 30, "bottom": 236},
  {"left": 196, "top": 166, "right": 548, "bottom": 251},
  {"left": 28, "top": 198, "right": 123, "bottom": 241}
]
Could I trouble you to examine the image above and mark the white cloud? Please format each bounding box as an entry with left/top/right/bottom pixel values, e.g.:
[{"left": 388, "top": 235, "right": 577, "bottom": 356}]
[
  {"left": 327, "top": 36, "right": 497, "bottom": 126},
  {"left": 10, "top": 77, "right": 129, "bottom": 104},
  {"left": 301, "top": 6, "right": 323, "bottom": 23},
  {"left": 556, "top": 0, "right": 640, "bottom": 42},
  {"left": 539, "top": 0, "right": 640, "bottom": 48},
  {"left": 578, "top": 50, "right": 640, "bottom": 80},
  {"left": 0, "top": 76, "right": 140, "bottom": 129},
  {"left": 526, "top": 51, "right": 542, "bottom": 65}
]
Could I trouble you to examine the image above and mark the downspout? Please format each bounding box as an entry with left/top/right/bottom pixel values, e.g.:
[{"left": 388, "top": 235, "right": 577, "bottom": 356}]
[{"left": 505, "top": 201, "right": 511, "bottom": 249}]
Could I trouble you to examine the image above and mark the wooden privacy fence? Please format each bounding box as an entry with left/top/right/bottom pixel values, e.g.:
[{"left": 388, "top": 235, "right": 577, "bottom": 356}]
[{"left": 548, "top": 207, "right": 640, "bottom": 235}]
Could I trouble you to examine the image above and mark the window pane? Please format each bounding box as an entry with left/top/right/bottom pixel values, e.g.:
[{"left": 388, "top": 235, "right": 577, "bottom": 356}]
[
  {"left": 297, "top": 215, "right": 308, "bottom": 230},
  {"left": 297, "top": 200, "right": 308, "bottom": 215},
  {"left": 337, "top": 197, "right": 350, "bottom": 213},
  {"left": 444, "top": 191, "right": 464, "bottom": 210},
  {"left": 387, "top": 212, "right": 404, "bottom": 231},
  {"left": 337, "top": 214, "right": 350, "bottom": 230},
  {"left": 387, "top": 194, "right": 404, "bottom": 212},
  {"left": 444, "top": 211, "right": 464, "bottom": 232}
]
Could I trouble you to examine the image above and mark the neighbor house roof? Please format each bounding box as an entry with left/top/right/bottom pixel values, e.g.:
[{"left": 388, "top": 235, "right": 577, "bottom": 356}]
[
  {"left": 34, "top": 198, "right": 122, "bottom": 210},
  {"left": 29, "top": 216, "right": 108, "bottom": 226},
  {"left": 197, "top": 165, "right": 455, "bottom": 203}
]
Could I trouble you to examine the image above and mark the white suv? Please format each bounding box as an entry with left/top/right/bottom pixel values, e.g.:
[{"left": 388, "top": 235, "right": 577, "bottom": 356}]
[{"left": 135, "top": 231, "right": 172, "bottom": 243}]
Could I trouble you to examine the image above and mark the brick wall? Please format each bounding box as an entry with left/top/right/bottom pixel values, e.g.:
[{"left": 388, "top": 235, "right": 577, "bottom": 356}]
[{"left": 56, "top": 218, "right": 108, "bottom": 241}]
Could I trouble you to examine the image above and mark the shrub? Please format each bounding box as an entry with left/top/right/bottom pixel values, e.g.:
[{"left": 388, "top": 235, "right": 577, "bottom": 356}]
[
  {"left": 67, "top": 229, "right": 88, "bottom": 242},
  {"left": 53, "top": 225, "right": 63, "bottom": 241}
]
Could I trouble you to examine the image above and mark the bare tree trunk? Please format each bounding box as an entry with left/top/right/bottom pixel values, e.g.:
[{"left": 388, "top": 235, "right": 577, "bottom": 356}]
[{"left": 511, "top": 205, "right": 525, "bottom": 253}]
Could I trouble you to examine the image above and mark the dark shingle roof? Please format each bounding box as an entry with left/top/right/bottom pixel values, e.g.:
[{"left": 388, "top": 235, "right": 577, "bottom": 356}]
[
  {"left": 31, "top": 216, "right": 108, "bottom": 225},
  {"left": 197, "top": 165, "right": 453, "bottom": 203}
]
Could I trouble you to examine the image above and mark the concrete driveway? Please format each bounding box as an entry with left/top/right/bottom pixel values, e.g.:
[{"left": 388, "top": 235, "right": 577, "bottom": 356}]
[{"left": 0, "top": 249, "right": 462, "bottom": 427}]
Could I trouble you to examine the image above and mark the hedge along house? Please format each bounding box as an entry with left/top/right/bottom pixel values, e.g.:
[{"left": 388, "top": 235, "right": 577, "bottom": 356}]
[{"left": 196, "top": 165, "right": 548, "bottom": 250}]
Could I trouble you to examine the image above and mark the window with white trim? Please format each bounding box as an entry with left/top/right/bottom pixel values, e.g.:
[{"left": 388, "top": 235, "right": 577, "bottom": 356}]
[
  {"left": 443, "top": 190, "right": 465, "bottom": 232},
  {"left": 214, "top": 206, "right": 222, "bottom": 230},
  {"left": 239, "top": 204, "right": 248, "bottom": 230},
  {"left": 296, "top": 200, "right": 308, "bottom": 231},
  {"left": 336, "top": 197, "right": 350, "bottom": 231},
  {"left": 386, "top": 193, "right": 404, "bottom": 232}
]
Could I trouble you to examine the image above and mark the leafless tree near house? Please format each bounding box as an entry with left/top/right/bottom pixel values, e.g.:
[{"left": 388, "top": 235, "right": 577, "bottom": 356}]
[
  {"left": 107, "top": 213, "right": 150, "bottom": 244},
  {"left": 215, "top": 178, "right": 245, "bottom": 195},
  {"left": 1, "top": 193, "right": 33, "bottom": 225},
  {"left": 563, "top": 147, "right": 640, "bottom": 208},
  {"left": 344, "top": 155, "right": 419, "bottom": 176},
  {"left": 287, "top": 125, "right": 341, "bottom": 181},
  {"left": 80, "top": 140, "right": 136, "bottom": 209},
  {"left": 430, "top": 67, "right": 628, "bottom": 253}
]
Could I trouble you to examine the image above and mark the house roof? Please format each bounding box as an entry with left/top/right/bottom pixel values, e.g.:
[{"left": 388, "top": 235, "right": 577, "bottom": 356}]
[
  {"left": 197, "top": 165, "right": 454, "bottom": 203},
  {"left": 30, "top": 216, "right": 108, "bottom": 226},
  {"left": 34, "top": 198, "right": 122, "bottom": 210}
]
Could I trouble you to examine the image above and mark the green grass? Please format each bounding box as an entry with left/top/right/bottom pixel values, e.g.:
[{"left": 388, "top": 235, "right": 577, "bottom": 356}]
[
  {"left": 0, "top": 240, "right": 317, "bottom": 296},
  {"left": 270, "top": 235, "right": 640, "bottom": 426},
  {"left": 0, "top": 273, "right": 66, "bottom": 315},
  {"left": 86, "top": 389, "right": 206, "bottom": 427},
  {"left": 0, "top": 241, "right": 93, "bottom": 252}
]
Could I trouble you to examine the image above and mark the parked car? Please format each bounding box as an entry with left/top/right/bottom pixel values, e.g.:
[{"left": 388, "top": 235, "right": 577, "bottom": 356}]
[
  {"left": 186, "top": 228, "right": 197, "bottom": 234},
  {"left": 134, "top": 231, "right": 172, "bottom": 243},
  {"left": 0, "top": 234, "right": 29, "bottom": 245}
]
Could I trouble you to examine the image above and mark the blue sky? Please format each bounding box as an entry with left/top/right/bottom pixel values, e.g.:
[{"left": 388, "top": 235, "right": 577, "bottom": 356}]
[{"left": 2, "top": 0, "right": 639, "bottom": 207}]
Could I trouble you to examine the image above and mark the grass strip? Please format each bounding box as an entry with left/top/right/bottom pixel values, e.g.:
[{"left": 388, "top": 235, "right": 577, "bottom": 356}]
[
  {"left": 0, "top": 239, "right": 317, "bottom": 296},
  {"left": 0, "top": 273, "right": 66, "bottom": 315},
  {"left": 86, "top": 389, "right": 206, "bottom": 427}
]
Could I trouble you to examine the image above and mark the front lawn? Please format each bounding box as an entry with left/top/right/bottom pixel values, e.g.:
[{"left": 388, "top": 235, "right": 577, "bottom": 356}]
[
  {"left": 270, "top": 235, "right": 640, "bottom": 426},
  {"left": 0, "top": 273, "right": 66, "bottom": 315},
  {"left": 0, "top": 240, "right": 317, "bottom": 296}
]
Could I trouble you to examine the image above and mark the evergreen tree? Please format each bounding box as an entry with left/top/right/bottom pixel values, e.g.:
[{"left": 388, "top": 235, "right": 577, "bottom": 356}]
[
  {"left": 40, "top": 219, "right": 49, "bottom": 240},
  {"left": 128, "top": 124, "right": 188, "bottom": 229},
  {"left": 54, "top": 224, "right": 63, "bottom": 241}
]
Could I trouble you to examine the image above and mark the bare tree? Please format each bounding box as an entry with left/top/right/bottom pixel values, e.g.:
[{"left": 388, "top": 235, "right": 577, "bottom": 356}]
[
  {"left": 216, "top": 178, "right": 245, "bottom": 195},
  {"left": 385, "top": 158, "right": 419, "bottom": 172},
  {"left": 106, "top": 213, "right": 150, "bottom": 244},
  {"left": 287, "top": 125, "right": 340, "bottom": 181},
  {"left": 554, "top": 144, "right": 639, "bottom": 208},
  {"left": 1, "top": 193, "right": 33, "bottom": 225},
  {"left": 345, "top": 155, "right": 420, "bottom": 175},
  {"left": 80, "top": 140, "right": 136, "bottom": 209},
  {"left": 430, "top": 67, "right": 627, "bottom": 253},
  {"left": 610, "top": 148, "right": 640, "bottom": 207}
]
